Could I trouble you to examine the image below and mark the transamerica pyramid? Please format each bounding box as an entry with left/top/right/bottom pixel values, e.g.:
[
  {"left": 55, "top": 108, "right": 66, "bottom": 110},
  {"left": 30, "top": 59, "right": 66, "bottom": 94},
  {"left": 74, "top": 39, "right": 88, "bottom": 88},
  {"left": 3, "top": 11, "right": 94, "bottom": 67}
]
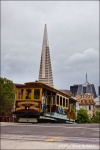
[{"left": 38, "top": 24, "right": 54, "bottom": 87}]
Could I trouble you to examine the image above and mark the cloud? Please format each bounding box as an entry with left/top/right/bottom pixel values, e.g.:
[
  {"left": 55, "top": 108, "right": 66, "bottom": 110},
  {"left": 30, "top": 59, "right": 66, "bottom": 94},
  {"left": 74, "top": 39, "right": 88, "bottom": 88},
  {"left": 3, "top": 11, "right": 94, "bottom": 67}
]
[
  {"left": 52, "top": 47, "right": 99, "bottom": 92},
  {"left": 66, "top": 48, "right": 98, "bottom": 66},
  {"left": 1, "top": 1, "right": 99, "bottom": 95}
]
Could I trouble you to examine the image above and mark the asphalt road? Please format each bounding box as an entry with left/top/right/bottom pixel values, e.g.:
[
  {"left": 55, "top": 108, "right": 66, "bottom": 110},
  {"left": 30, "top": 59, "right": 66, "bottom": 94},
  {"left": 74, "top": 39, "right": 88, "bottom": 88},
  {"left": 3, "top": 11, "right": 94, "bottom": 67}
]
[{"left": 1, "top": 122, "right": 99, "bottom": 145}]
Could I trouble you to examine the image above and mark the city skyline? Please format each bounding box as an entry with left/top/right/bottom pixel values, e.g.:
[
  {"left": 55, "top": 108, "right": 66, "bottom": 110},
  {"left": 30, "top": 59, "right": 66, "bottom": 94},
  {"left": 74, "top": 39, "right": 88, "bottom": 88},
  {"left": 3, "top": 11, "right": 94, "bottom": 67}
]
[{"left": 1, "top": 1, "right": 99, "bottom": 95}]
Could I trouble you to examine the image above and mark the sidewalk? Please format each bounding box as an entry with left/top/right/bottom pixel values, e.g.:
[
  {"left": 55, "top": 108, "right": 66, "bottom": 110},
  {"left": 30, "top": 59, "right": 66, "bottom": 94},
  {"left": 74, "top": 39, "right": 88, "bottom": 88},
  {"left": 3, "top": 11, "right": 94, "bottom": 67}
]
[
  {"left": 0, "top": 122, "right": 19, "bottom": 126},
  {"left": 1, "top": 139, "right": 99, "bottom": 149}
]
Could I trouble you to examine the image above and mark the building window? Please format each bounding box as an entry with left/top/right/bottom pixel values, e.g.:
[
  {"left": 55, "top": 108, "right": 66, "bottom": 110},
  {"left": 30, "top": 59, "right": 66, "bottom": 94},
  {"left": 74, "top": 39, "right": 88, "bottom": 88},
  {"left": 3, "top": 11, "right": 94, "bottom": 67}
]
[
  {"left": 89, "top": 105, "right": 91, "bottom": 110},
  {"left": 83, "top": 87, "right": 86, "bottom": 93}
]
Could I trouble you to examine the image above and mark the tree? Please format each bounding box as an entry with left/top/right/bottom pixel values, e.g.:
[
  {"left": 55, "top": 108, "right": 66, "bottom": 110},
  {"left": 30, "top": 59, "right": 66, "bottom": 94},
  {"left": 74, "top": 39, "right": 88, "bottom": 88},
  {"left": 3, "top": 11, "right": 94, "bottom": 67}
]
[
  {"left": 76, "top": 108, "right": 90, "bottom": 123},
  {"left": 91, "top": 111, "right": 100, "bottom": 123},
  {"left": 0, "top": 77, "right": 15, "bottom": 116}
]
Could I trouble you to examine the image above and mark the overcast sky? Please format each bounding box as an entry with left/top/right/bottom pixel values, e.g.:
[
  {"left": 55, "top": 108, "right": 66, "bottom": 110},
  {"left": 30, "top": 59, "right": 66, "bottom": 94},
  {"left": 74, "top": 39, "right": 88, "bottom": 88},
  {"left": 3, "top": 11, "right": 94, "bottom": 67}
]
[{"left": 1, "top": 1, "right": 99, "bottom": 95}]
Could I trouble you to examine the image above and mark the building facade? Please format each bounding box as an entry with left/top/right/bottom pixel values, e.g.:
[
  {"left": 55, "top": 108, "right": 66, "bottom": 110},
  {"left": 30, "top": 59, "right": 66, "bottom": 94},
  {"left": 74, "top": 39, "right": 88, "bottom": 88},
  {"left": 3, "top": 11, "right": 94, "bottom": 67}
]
[
  {"left": 38, "top": 24, "right": 54, "bottom": 87},
  {"left": 70, "top": 74, "right": 97, "bottom": 116},
  {"left": 76, "top": 93, "right": 95, "bottom": 117},
  {"left": 94, "top": 96, "right": 100, "bottom": 112}
]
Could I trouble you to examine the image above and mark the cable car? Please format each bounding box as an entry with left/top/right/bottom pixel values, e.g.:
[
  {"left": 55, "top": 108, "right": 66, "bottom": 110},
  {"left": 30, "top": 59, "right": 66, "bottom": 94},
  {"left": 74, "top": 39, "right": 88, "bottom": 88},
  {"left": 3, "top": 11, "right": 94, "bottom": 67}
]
[{"left": 13, "top": 82, "right": 77, "bottom": 123}]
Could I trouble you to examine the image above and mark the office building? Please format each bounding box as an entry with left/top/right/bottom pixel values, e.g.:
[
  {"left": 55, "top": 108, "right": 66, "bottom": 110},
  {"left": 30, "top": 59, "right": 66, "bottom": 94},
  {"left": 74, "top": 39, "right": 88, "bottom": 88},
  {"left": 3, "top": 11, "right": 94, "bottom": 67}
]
[{"left": 38, "top": 24, "right": 54, "bottom": 87}]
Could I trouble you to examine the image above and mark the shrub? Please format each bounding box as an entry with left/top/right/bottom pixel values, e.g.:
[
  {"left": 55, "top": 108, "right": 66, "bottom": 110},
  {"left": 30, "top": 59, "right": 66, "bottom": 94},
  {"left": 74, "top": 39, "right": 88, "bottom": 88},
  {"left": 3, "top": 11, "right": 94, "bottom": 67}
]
[
  {"left": 91, "top": 111, "right": 100, "bottom": 123},
  {"left": 77, "top": 108, "right": 90, "bottom": 123}
]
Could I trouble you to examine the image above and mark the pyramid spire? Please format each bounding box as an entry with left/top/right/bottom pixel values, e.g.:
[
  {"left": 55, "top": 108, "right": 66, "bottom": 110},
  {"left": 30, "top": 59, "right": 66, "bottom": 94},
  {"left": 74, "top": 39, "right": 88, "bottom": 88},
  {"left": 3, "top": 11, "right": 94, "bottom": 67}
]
[
  {"left": 84, "top": 73, "right": 89, "bottom": 84},
  {"left": 38, "top": 24, "right": 54, "bottom": 87},
  {"left": 43, "top": 24, "right": 49, "bottom": 46}
]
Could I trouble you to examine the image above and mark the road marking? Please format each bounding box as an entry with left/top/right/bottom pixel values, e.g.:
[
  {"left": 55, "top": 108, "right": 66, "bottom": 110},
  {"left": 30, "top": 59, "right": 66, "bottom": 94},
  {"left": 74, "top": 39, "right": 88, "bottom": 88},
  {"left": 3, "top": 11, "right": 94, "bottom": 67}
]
[{"left": 45, "top": 136, "right": 61, "bottom": 142}]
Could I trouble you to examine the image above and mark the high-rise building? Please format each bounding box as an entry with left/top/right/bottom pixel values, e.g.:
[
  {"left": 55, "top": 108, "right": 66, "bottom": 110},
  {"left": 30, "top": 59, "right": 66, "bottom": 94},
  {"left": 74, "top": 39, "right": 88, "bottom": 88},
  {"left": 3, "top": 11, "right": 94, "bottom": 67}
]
[
  {"left": 70, "top": 73, "right": 97, "bottom": 98},
  {"left": 38, "top": 24, "right": 54, "bottom": 87},
  {"left": 70, "top": 73, "right": 96, "bottom": 117}
]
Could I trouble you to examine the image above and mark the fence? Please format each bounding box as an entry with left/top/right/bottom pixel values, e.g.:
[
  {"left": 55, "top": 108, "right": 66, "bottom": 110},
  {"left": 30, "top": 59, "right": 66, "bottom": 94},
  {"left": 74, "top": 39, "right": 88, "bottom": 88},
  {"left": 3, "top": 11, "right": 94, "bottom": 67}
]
[{"left": 0, "top": 116, "right": 16, "bottom": 122}]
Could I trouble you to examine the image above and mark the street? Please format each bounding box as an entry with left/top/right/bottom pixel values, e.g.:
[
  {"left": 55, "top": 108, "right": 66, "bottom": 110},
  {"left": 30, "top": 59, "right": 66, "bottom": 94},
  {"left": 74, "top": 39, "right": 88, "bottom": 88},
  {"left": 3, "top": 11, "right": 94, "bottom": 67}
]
[{"left": 1, "top": 122, "right": 100, "bottom": 149}]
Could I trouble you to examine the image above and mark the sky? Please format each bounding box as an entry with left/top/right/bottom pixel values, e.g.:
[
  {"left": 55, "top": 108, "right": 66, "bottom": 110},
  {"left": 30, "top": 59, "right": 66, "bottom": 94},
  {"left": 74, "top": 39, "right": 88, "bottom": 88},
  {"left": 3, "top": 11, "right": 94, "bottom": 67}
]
[{"left": 1, "top": 1, "right": 99, "bottom": 95}]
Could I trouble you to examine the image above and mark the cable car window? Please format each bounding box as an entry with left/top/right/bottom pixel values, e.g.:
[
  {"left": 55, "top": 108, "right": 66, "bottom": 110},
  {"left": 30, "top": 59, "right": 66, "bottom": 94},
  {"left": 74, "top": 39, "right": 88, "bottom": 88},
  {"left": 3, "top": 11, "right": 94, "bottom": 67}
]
[
  {"left": 60, "top": 97, "right": 62, "bottom": 106},
  {"left": 26, "top": 89, "right": 31, "bottom": 99},
  {"left": 63, "top": 98, "right": 65, "bottom": 107},
  {"left": 53, "top": 96, "right": 55, "bottom": 105},
  {"left": 18, "top": 89, "right": 23, "bottom": 99},
  {"left": 66, "top": 99, "right": 68, "bottom": 107},
  {"left": 57, "top": 95, "right": 59, "bottom": 105},
  {"left": 34, "top": 89, "right": 40, "bottom": 99}
]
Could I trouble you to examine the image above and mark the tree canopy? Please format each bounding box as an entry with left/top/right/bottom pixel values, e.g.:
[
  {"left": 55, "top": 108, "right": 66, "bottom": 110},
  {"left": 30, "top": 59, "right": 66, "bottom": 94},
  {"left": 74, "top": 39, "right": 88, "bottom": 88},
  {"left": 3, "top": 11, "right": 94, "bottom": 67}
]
[
  {"left": 0, "top": 77, "right": 15, "bottom": 116},
  {"left": 76, "top": 108, "right": 90, "bottom": 123}
]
